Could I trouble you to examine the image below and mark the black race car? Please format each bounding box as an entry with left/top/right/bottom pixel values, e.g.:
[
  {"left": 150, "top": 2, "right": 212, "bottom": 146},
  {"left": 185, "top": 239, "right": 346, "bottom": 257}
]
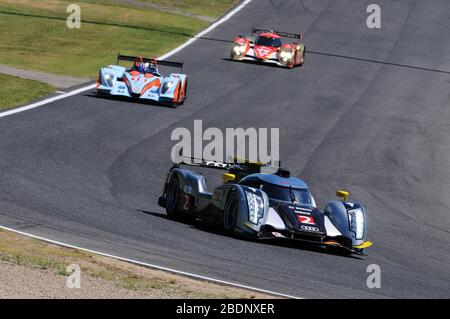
[{"left": 159, "top": 157, "right": 373, "bottom": 255}]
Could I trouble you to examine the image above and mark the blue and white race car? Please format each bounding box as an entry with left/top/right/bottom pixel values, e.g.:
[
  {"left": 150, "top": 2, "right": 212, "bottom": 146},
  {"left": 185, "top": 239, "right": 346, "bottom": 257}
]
[{"left": 97, "top": 55, "right": 187, "bottom": 107}]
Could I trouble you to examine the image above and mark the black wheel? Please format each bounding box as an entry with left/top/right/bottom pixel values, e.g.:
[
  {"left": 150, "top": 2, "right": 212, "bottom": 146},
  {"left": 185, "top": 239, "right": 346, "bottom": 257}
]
[
  {"left": 223, "top": 192, "right": 239, "bottom": 233},
  {"left": 165, "top": 175, "right": 182, "bottom": 218}
]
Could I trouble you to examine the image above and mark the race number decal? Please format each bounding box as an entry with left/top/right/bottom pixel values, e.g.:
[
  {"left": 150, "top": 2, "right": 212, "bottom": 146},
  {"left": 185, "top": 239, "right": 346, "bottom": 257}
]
[
  {"left": 297, "top": 215, "right": 315, "bottom": 225},
  {"left": 181, "top": 194, "right": 190, "bottom": 210}
]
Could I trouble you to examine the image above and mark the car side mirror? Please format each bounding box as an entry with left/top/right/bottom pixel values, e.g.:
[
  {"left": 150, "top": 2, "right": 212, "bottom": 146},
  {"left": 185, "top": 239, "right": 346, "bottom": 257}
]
[
  {"left": 222, "top": 173, "right": 236, "bottom": 183},
  {"left": 336, "top": 190, "right": 349, "bottom": 202}
]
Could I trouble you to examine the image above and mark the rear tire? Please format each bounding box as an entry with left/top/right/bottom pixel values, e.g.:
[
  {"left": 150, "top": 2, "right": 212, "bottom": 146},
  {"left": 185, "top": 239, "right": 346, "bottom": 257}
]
[
  {"left": 165, "top": 175, "right": 182, "bottom": 218},
  {"left": 223, "top": 192, "right": 239, "bottom": 233}
]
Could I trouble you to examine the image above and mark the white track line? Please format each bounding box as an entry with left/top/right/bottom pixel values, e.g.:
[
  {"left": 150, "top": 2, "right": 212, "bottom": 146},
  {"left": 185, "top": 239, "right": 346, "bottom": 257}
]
[
  {"left": 158, "top": 0, "right": 253, "bottom": 60},
  {"left": 0, "top": 84, "right": 96, "bottom": 118},
  {"left": 0, "top": 0, "right": 253, "bottom": 119},
  {"left": 0, "top": 225, "right": 300, "bottom": 299},
  {"left": 0, "top": 0, "right": 299, "bottom": 300}
]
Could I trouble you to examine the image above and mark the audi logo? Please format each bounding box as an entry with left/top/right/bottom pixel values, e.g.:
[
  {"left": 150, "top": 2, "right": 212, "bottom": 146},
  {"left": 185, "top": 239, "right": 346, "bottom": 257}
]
[{"left": 301, "top": 225, "right": 320, "bottom": 232}]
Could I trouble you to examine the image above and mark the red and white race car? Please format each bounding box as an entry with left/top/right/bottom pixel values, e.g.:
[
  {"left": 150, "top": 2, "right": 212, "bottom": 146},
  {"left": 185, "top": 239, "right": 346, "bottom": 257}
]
[{"left": 231, "top": 28, "right": 305, "bottom": 68}]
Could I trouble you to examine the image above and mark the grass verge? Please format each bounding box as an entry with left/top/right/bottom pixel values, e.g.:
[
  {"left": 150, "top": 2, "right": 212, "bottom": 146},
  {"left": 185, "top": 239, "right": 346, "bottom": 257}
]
[
  {"left": 135, "top": 0, "right": 239, "bottom": 18},
  {"left": 0, "top": 74, "right": 55, "bottom": 110},
  {"left": 0, "top": 0, "right": 208, "bottom": 77},
  {"left": 0, "top": 228, "right": 273, "bottom": 298}
]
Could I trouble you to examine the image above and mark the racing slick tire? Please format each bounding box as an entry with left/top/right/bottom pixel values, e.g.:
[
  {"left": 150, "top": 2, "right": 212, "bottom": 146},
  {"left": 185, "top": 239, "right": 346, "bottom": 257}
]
[
  {"left": 223, "top": 192, "right": 239, "bottom": 233},
  {"left": 165, "top": 175, "right": 183, "bottom": 218}
]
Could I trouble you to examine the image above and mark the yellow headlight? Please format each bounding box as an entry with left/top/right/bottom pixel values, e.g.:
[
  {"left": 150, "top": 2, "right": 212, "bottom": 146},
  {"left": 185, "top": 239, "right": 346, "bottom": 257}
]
[
  {"left": 280, "top": 51, "right": 293, "bottom": 59},
  {"left": 233, "top": 43, "right": 246, "bottom": 55}
]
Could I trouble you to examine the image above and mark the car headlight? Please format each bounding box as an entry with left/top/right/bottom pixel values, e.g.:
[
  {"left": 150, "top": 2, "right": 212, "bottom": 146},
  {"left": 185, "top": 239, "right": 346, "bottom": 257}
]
[
  {"left": 162, "top": 81, "right": 174, "bottom": 94},
  {"left": 280, "top": 50, "right": 293, "bottom": 60},
  {"left": 348, "top": 208, "right": 364, "bottom": 240},
  {"left": 245, "top": 190, "right": 264, "bottom": 224},
  {"left": 103, "top": 73, "right": 114, "bottom": 87},
  {"left": 233, "top": 43, "right": 246, "bottom": 55}
]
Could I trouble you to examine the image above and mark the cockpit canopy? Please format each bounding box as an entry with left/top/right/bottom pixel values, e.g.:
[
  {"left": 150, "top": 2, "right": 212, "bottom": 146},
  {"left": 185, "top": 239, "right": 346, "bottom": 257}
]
[
  {"left": 255, "top": 35, "right": 283, "bottom": 48},
  {"left": 239, "top": 174, "right": 312, "bottom": 204}
]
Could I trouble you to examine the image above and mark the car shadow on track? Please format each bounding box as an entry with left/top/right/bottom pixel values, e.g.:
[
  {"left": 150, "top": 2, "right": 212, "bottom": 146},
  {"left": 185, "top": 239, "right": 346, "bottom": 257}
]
[
  {"left": 139, "top": 210, "right": 364, "bottom": 260},
  {"left": 222, "top": 58, "right": 304, "bottom": 70},
  {"left": 84, "top": 92, "right": 179, "bottom": 109}
]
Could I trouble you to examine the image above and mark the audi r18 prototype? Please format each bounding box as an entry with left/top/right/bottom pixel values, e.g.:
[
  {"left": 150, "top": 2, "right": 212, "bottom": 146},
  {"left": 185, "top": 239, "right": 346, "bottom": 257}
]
[
  {"left": 231, "top": 28, "right": 305, "bottom": 68},
  {"left": 158, "top": 157, "right": 373, "bottom": 255},
  {"left": 97, "top": 55, "right": 187, "bottom": 107}
]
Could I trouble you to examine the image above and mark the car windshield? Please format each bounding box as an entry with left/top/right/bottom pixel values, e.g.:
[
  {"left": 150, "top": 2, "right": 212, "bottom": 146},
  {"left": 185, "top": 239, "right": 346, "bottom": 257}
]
[
  {"left": 255, "top": 36, "right": 282, "bottom": 48},
  {"left": 260, "top": 183, "right": 311, "bottom": 204},
  {"left": 146, "top": 65, "right": 158, "bottom": 74}
]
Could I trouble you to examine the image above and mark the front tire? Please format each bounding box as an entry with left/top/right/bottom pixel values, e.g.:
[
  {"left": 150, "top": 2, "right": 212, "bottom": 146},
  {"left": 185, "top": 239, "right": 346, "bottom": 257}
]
[{"left": 223, "top": 192, "right": 239, "bottom": 233}]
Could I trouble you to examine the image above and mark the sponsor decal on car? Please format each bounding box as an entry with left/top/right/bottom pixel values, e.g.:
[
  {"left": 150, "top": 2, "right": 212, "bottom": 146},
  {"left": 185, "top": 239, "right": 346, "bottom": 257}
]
[
  {"left": 184, "top": 185, "right": 192, "bottom": 194},
  {"left": 271, "top": 232, "right": 286, "bottom": 238},
  {"left": 290, "top": 206, "right": 312, "bottom": 213}
]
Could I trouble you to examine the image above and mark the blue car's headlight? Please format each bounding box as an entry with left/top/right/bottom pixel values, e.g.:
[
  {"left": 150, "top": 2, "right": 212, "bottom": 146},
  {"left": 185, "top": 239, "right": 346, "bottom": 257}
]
[
  {"left": 348, "top": 208, "right": 365, "bottom": 240},
  {"left": 245, "top": 190, "right": 264, "bottom": 224},
  {"left": 162, "top": 81, "right": 174, "bottom": 94},
  {"left": 103, "top": 73, "right": 114, "bottom": 87}
]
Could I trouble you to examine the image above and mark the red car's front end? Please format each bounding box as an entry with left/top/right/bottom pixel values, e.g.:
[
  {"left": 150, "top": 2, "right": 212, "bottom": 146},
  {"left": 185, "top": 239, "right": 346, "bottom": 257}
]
[{"left": 231, "top": 29, "right": 305, "bottom": 68}]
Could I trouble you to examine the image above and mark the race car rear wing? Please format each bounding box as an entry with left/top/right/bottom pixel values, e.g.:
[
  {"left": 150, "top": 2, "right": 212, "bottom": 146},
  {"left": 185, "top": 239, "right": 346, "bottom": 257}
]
[
  {"left": 251, "top": 28, "right": 303, "bottom": 41},
  {"left": 173, "top": 154, "right": 283, "bottom": 177},
  {"left": 176, "top": 157, "right": 233, "bottom": 171},
  {"left": 116, "top": 54, "right": 184, "bottom": 70}
]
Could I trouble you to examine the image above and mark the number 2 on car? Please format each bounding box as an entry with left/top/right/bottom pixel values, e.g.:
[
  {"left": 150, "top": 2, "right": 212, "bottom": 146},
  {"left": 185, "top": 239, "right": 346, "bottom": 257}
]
[
  {"left": 182, "top": 194, "right": 190, "bottom": 210},
  {"left": 297, "top": 215, "right": 315, "bottom": 225}
]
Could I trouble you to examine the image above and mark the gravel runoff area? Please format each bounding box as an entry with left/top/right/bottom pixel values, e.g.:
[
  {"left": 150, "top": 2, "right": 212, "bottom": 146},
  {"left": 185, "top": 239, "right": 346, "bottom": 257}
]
[
  {"left": 0, "top": 229, "right": 274, "bottom": 299},
  {"left": 0, "top": 65, "right": 91, "bottom": 90}
]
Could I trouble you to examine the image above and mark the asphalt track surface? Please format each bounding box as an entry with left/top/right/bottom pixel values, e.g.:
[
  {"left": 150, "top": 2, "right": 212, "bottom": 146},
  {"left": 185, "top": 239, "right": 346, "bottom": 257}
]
[{"left": 1, "top": 0, "right": 449, "bottom": 298}]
